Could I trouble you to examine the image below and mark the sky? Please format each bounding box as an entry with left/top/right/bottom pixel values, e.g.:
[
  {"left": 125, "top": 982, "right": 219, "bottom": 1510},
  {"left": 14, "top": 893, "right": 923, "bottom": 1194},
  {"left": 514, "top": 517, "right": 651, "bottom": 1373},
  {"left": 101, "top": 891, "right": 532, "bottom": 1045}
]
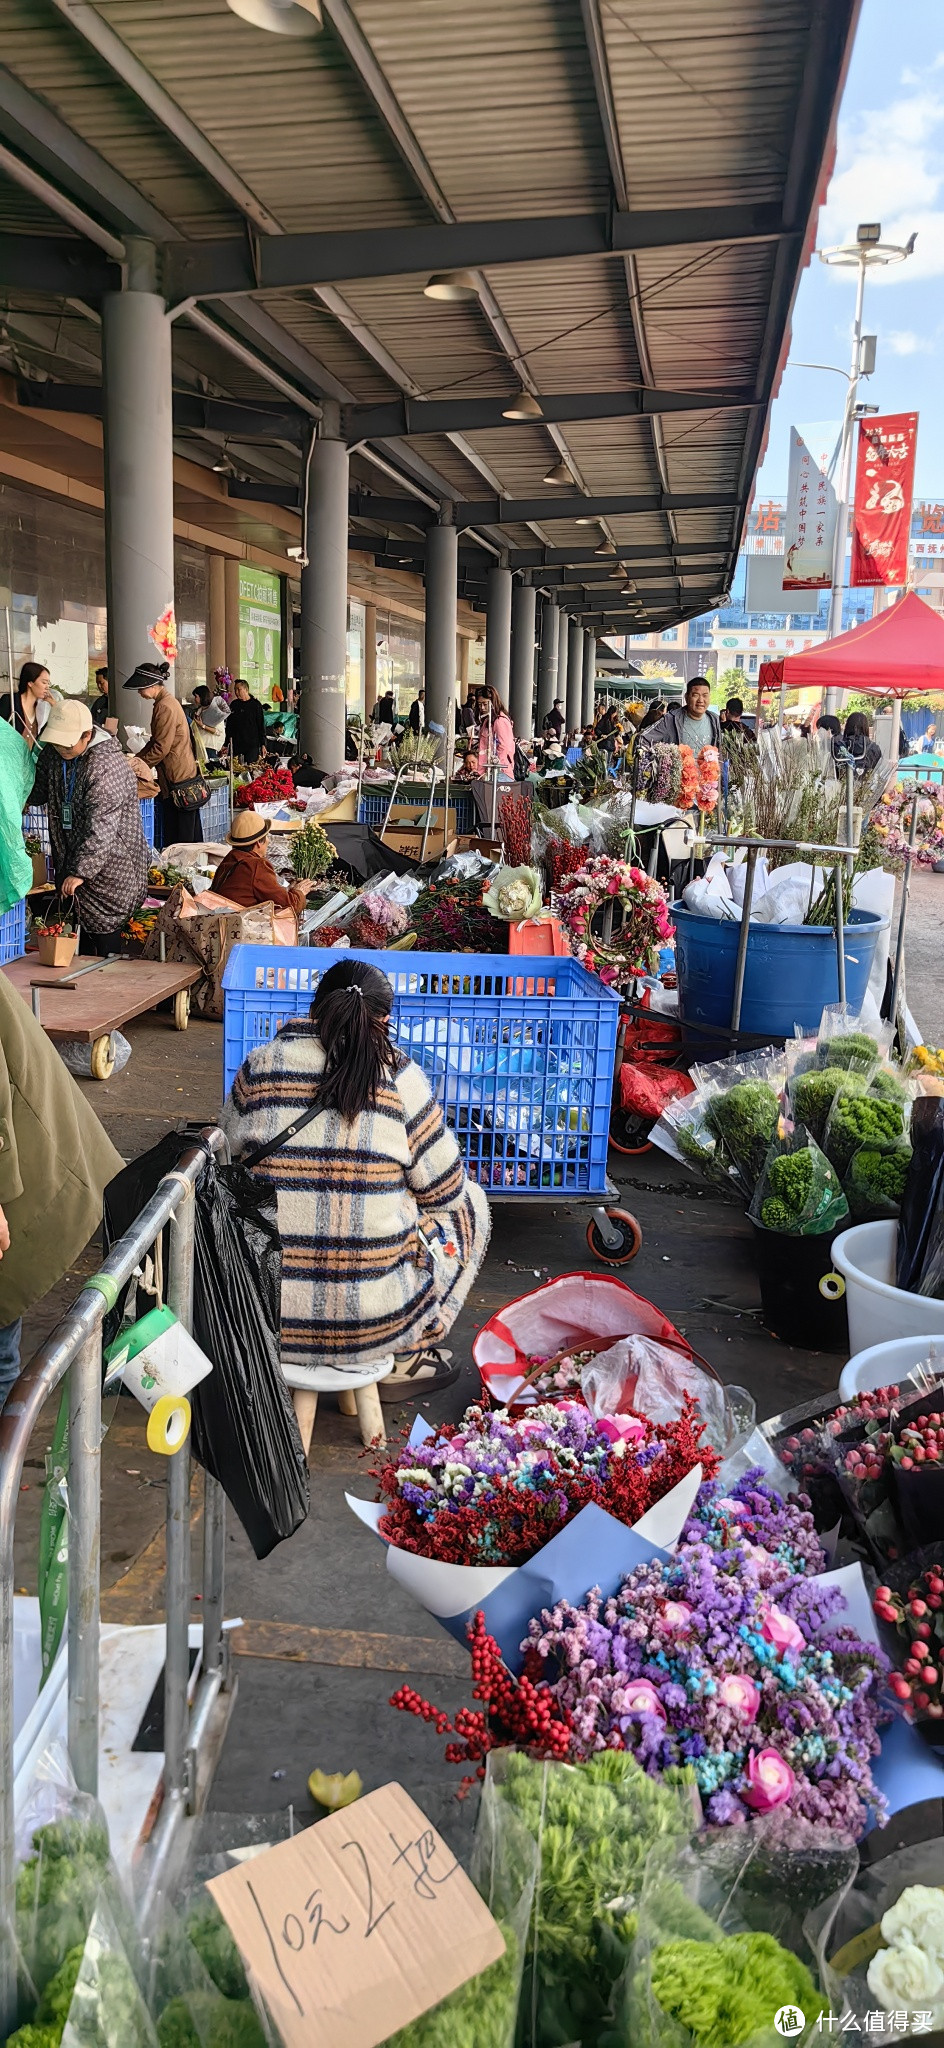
[{"left": 754, "top": 0, "right": 944, "bottom": 499}]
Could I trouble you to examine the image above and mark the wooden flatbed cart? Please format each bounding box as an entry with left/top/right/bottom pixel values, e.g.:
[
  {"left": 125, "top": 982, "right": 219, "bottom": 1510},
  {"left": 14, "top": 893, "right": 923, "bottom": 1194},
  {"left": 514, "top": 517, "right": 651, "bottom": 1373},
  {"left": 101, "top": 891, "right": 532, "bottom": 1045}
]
[{"left": 2, "top": 955, "right": 202, "bottom": 1078}]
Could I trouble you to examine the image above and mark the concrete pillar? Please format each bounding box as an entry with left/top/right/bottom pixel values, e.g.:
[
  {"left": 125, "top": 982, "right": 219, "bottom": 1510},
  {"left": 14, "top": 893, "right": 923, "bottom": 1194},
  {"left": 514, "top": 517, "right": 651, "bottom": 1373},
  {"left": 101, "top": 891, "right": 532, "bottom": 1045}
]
[
  {"left": 224, "top": 558, "right": 240, "bottom": 676},
  {"left": 536, "top": 600, "right": 559, "bottom": 725},
  {"left": 557, "top": 613, "right": 569, "bottom": 730},
  {"left": 364, "top": 601, "right": 378, "bottom": 719},
  {"left": 510, "top": 581, "right": 536, "bottom": 740},
  {"left": 567, "top": 620, "right": 584, "bottom": 734},
  {"left": 299, "top": 425, "right": 349, "bottom": 772},
  {"left": 101, "top": 242, "right": 175, "bottom": 707},
  {"left": 207, "top": 553, "right": 226, "bottom": 680},
  {"left": 424, "top": 521, "right": 458, "bottom": 730},
  {"left": 582, "top": 634, "right": 596, "bottom": 726},
  {"left": 485, "top": 563, "right": 512, "bottom": 706},
  {"left": 279, "top": 573, "right": 291, "bottom": 698},
  {"left": 457, "top": 633, "right": 471, "bottom": 704}
]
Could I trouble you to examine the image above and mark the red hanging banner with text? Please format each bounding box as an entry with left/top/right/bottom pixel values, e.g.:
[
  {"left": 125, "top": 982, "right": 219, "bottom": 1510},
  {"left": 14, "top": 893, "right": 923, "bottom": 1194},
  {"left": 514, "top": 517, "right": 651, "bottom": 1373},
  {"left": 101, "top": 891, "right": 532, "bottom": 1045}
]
[{"left": 850, "top": 411, "right": 918, "bottom": 586}]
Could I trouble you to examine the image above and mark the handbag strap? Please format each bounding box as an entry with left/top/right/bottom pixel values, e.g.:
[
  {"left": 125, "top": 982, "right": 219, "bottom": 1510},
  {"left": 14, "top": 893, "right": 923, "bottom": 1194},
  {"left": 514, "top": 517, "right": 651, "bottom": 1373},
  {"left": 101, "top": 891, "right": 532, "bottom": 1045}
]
[{"left": 241, "top": 1096, "right": 322, "bottom": 1171}]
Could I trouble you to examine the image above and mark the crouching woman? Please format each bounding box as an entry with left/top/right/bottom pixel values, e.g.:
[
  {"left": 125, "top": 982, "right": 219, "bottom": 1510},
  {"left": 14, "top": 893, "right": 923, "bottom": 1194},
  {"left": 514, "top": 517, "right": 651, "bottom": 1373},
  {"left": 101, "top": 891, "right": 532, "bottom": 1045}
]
[{"left": 220, "top": 959, "right": 489, "bottom": 1401}]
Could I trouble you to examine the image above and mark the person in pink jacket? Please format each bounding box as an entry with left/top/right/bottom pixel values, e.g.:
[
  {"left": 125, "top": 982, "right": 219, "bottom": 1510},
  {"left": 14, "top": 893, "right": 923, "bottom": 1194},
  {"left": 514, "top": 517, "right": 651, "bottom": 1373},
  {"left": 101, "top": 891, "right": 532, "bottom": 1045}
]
[{"left": 476, "top": 687, "right": 516, "bottom": 776}]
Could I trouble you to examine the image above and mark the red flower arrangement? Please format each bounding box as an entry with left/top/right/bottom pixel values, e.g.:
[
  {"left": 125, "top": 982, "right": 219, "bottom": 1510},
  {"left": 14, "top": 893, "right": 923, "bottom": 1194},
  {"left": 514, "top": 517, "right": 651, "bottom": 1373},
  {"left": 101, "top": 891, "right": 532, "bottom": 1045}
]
[
  {"left": 377, "top": 1396, "right": 716, "bottom": 1568},
  {"left": 391, "top": 1612, "right": 574, "bottom": 1791},
  {"left": 498, "top": 789, "right": 534, "bottom": 868},
  {"left": 544, "top": 836, "right": 589, "bottom": 892},
  {"left": 236, "top": 765, "right": 295, "bottom": 808}
]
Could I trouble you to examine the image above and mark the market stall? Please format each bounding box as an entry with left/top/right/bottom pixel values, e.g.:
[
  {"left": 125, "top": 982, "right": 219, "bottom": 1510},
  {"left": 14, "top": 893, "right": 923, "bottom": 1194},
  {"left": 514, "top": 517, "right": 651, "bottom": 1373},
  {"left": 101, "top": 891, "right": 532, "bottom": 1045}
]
[{"left": 759, "top": 590, "right": 944, "bottom": 756}]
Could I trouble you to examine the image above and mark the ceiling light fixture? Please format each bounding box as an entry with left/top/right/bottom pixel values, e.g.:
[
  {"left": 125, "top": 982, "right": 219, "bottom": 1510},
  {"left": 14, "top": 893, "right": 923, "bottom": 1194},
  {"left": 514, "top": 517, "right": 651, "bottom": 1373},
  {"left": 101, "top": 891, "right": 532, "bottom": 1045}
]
[
  {"left": 423, "top": 269, "right": 479, "bottom": 303},
  {"left": 542, "top": 459, "right": 575, "bottom": 486},
  {"left": 211, "top": 442, "right": 235, "bottom": 475},
  {"left": 621, "top": 578, "right": 636, "bottom": 593},
  {"left": 225, "top": 0, "right": 322, "bottom": 32},
  {"left": 501, "top": 391, "right": 543, "bottom": 421},
  {"left": 594, "top": 537, "right": 616, "bottom": 556}
]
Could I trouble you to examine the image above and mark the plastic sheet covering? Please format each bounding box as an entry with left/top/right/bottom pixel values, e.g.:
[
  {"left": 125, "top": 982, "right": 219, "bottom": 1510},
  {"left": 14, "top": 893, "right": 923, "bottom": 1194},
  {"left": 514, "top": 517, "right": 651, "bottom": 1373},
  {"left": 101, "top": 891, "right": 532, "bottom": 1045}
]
[
  {"left": 807, "top": 1834, "right": 944, "bottom": 2039},
  {"left": 582, "top": 1335, "right": 754, "bottom": 1457},
  {"left": 0, "top": 717, "right": 35, "bottom": 915},
  {"left": 190, "top": 1155, "right": 310, "bottom": 1560},
  {"left": 897, "top": 1095, "right": 944, "bottom": 1294}
]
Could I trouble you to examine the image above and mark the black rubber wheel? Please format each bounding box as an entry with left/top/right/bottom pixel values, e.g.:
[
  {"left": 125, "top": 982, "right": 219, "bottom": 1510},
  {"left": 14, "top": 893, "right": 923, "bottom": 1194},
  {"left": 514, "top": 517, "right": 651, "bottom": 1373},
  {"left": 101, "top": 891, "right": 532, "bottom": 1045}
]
[
  {"left": 585, "top": 1208, "right": 643, "bottom": 1265},
  {"left": 609, "top": 1108, "right": 654, "bottom": 1156}
]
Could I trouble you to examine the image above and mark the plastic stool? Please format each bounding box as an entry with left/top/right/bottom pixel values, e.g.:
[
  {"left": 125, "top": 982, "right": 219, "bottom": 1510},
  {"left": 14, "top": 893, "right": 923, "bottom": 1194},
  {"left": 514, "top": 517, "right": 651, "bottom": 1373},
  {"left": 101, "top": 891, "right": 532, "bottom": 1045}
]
[{"left": 281, "top": 1357, "right": 394, "bottom": 1453}]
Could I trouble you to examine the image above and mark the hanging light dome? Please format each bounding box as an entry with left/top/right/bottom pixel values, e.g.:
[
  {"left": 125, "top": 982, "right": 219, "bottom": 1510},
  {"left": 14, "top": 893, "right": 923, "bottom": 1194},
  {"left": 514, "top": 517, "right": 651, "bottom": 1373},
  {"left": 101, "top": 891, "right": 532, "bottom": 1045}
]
[
  {"left": 543, "top": 459, "right": 575, "bottom": 486},
  {"left": 501, "top": 391, "right": 543, "bottom": 420},
  {"left": 423, "top": 270, "right": 479, "bottom": 302},
  {"left": 226, "top": 0, "right": 322, "bottom": 32}
]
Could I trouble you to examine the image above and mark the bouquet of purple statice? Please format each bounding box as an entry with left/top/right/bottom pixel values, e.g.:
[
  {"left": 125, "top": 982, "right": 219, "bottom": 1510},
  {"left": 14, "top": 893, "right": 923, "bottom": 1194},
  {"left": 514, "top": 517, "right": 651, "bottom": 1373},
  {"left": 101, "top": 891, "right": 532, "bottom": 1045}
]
[
  {"left": 526, "top": 1539, "right": 888, "bottom": 1835},
  {"left": 682, "top": 1469, "right": 827, "bottom": 1590}
]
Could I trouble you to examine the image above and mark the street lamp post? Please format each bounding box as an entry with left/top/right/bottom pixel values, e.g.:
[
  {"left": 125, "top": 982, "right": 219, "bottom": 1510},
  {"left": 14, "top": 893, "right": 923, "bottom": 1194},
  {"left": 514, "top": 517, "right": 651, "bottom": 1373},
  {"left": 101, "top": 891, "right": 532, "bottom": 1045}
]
[{"left": 818, "top": 223, "right": 915, "bottom": 712}]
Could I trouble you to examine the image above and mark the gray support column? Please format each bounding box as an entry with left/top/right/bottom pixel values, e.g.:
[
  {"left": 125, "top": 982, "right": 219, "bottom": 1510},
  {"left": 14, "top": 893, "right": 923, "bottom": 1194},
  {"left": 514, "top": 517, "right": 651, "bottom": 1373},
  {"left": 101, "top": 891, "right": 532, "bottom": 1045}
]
[
  {"left": 557, "top": 613, "right": 569, "bottom": 730},
  {"left": 485, "top": 563, "right": 512, "bottom": 705},
  {"left": 207, "top": 554, "right": 226, "bottom": 679},
  {"left": 424, "top": 520, "right": 458, "bottom": 731},
  {"left": 510, "top": 580, "right": 536, "bottom": 740},
  {"left": 582, "top": 634, "right": 596, "bottom": 726},
  {"left": 567, "top": 619, "right": 584, "bottom": 734},
  {"left": 536, "top": 600, "right": 559, "bottom": 724},
  {"left": 102, "top": 241, "right": 175, "bottom": 707},
  {"left": 299, "top": 420, "right": 349, "bottom": 773}
]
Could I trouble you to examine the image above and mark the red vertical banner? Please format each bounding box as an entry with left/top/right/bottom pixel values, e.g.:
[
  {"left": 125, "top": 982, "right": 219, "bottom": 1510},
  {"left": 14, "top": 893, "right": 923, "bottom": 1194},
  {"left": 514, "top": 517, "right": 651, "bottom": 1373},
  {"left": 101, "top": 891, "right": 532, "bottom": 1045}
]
[{"left": 851, "top": 412, "right": 918, "bottom": 585}]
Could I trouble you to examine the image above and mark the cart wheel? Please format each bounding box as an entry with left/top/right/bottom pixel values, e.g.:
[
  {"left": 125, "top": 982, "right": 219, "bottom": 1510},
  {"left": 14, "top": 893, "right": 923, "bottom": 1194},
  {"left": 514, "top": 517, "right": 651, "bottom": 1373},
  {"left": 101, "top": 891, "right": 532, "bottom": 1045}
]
[
  {"left": 609, "top": 1108, "right": 654, "bottom": 1156},
  {"left": 173, "top": 988, "right": 190, "bottom": 1031},
  {"left": 90, "top": 1034, "right": 115, "bottom": 1081},
  {"left": 586, "top": 1207, "right": 643, "bottom": 1265}
]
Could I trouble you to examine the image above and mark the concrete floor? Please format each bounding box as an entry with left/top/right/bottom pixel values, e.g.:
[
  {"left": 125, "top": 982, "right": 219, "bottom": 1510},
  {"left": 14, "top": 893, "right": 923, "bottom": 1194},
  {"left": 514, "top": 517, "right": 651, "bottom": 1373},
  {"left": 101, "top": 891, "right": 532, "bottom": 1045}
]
[{"left": 12, "top": 871, "right": 944, "bottom": 1825}]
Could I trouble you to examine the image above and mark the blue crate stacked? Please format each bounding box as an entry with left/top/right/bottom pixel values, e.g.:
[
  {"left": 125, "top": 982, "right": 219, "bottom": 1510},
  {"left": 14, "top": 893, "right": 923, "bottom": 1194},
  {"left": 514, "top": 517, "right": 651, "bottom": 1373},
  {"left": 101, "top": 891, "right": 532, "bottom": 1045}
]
[
  {"left": 221, "top": 945, "right": 619, "bottom": 1195},
  {"left": 0, "top": 901, "right": 27, "bottom": 963},
  {"left": 357, "top": 788, "right": 475, "bottom": 835}
]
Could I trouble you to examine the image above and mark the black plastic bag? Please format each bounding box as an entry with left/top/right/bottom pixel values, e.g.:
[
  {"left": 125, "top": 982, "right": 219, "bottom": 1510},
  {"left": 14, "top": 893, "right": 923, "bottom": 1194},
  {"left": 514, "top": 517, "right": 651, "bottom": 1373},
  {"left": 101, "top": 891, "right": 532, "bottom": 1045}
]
[
  {"left": 190, "top": 1154, "right": 310, "bottom": 1558},
  {"left": 897, "top": 1096, "right": 944, "bottom": 1292}
]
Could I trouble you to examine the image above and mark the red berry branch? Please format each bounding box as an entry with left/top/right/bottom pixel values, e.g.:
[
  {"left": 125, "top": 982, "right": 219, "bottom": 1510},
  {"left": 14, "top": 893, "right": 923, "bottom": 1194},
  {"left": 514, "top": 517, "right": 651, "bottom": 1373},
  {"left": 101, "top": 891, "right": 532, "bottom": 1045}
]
[
  {"left": 873, "top": 1564, "right": 944, "bottom": 1718},
  {"left": 390, "top": 1612, "right": 574, "bottom": 1793}
]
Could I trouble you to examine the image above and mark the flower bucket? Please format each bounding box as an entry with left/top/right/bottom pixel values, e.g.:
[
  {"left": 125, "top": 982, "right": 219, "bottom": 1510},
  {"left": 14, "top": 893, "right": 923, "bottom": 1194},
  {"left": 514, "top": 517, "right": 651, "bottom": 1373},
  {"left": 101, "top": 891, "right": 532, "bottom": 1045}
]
[
  {"left": 750, "top": 1219, "right": 850, "bottom": 1352},
  {"left": 672, "top": 904, "right": 887, "bottom": 1038},
  {"left": 35, "top": 929, "right": 77, "bottom": 967}
]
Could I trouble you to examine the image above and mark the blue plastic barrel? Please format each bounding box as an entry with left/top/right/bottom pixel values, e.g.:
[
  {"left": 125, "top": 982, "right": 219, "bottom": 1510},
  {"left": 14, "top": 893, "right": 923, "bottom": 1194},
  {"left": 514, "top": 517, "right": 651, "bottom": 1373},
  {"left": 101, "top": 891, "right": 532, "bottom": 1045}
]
[{"left": 672, "top": 904, "right": 888, "bottom": 1037}]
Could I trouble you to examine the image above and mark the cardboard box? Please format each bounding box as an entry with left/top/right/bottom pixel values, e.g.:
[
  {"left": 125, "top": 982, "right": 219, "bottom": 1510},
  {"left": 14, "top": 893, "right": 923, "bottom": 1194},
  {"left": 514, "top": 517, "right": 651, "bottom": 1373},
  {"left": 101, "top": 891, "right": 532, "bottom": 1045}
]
[{"left": 380, "top": 804, "right": 458, "bottom": 862}]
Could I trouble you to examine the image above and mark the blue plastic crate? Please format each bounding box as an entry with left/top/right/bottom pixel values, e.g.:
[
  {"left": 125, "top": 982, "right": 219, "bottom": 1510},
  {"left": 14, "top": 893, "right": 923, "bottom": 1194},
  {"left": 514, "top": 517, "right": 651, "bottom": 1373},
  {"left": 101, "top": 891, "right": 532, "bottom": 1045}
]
[
  {"left": 140, "top": 795, "right": 155, "bottom": 847},
  {"left": 357, "top": 789, "right": 474, "bottom": 836},
  {"left": 0, "top": 899, "right": 27, "bottom": 963},
  {"left": 23, "top": 804, "right": 50, "bottom": 855},
  {"left": 221, "top": 946, "right": 620, "bottom": 1195},
  {"left": 203, "top": 781, "right": 231, "bottom": 843}
]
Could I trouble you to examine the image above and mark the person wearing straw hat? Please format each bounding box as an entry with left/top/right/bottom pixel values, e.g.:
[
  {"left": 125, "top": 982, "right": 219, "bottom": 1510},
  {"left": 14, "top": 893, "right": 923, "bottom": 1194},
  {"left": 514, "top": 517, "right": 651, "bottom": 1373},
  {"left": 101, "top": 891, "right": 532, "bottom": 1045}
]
[
  {"left": 212, "top": 809, "right": 311, "bottom": 917},
  {"left": 30, "top": 697, "right": 148, "bottom": 951}
]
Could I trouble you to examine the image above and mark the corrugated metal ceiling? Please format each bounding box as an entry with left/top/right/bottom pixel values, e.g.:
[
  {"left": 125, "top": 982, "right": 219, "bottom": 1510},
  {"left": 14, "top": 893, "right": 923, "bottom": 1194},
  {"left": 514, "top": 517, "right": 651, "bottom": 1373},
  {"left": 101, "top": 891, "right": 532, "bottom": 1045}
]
[{"left": 0, "top": 0, "right": 857, "bottom": 625}]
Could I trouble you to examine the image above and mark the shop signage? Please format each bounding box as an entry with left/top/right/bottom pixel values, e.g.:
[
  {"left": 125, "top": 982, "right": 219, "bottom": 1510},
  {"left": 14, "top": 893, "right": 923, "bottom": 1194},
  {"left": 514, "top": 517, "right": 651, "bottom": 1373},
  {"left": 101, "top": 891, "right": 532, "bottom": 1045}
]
[
  {"left": 851, "top": 413, "right": 919, "bottom": 585},
  {"left": 238, "top": 565, "right": 282, "bottom": 702}
]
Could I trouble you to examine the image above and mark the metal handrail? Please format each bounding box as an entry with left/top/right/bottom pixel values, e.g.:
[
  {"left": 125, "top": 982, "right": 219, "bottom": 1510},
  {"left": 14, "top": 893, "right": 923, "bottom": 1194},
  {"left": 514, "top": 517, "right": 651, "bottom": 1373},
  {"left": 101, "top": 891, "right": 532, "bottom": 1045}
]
[{"left": 0, "top": 1128, "right": 231, "bottom": 2030}]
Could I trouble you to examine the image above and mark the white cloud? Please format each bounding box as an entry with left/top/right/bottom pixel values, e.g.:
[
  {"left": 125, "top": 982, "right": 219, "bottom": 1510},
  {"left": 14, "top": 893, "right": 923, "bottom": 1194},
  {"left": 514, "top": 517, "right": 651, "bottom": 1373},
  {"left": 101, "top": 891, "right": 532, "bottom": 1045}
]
[
  {"left": 821, "top": 82, "right": 944, "bottom": 280},
  {"left": 885, "top": 327, "right": 934, "bottom": 353}
]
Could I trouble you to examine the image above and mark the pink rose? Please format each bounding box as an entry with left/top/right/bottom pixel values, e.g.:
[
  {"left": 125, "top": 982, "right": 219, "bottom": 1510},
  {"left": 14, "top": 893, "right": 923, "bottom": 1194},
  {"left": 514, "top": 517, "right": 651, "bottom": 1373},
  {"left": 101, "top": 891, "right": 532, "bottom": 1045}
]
[
  {"left": 742, "top": 1748, "right": 795, "bottom": 1812},
  {"left": 621, "top": 1679, "right": 666, "bottom": 1720},
  {"left": 718, "top": 1673, "right": 760, "bottom": 1721},
  {"left": 716, "top": 1497, "right": 748, "bottom": 1520},
  {"left": 662, "top": 1601, "right": 692, "bottom": 1631},
  {"left": 761, "top": 1603, "right": 805, "bottom": 1660}
]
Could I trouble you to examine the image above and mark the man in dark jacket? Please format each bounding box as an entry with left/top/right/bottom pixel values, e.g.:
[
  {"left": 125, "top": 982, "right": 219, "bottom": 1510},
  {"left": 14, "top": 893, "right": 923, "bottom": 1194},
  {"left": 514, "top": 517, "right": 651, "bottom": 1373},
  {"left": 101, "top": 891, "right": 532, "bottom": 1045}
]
[
  {"left": 408, "top": 687, "right": 425, "bottom": 735},
  {"left": 225, "top": 679, "right": 267, "bottom": 763}
]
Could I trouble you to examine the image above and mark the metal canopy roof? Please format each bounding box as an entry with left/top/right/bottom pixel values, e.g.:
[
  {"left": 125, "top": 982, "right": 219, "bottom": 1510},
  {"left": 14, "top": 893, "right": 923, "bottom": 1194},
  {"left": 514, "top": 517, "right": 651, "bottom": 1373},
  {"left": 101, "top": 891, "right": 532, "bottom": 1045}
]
[{"left": 0, "top": 0, "right": 860, "bottom": 630}]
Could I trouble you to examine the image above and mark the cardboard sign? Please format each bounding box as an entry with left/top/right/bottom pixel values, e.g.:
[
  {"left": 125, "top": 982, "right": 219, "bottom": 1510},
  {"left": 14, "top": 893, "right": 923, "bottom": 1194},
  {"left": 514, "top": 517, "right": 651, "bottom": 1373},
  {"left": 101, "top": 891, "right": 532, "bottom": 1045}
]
[{"left": 206, "top": 1782, "right": 504, "bottom": 2048}]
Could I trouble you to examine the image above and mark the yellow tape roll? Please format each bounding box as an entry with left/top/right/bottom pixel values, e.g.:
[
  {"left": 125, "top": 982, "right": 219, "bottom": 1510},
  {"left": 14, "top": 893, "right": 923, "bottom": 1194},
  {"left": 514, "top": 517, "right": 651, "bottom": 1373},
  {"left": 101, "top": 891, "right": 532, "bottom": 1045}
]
[
  {"left": 819, "top": 1272, "right": 846, "bottom": 1302},
  {"left": 146, "top": 1394, "right": 191, "bottom": 1455}
]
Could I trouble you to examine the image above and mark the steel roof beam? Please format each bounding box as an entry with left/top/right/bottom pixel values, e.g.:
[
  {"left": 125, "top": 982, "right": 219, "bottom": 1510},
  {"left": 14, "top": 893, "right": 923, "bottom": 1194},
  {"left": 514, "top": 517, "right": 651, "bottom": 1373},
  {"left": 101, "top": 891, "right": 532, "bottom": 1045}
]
[
  {"left": 343, "top": 387, "right": 756, "bottom": 439},
  {"left": 0, "top": 231, "right": 118, "bottom": 294},
  {"left": 163, "top": 203, "right": 791, "bottom": 301},
  {"left": 228, "top": 484, "right": 738, "bottom": 524},
  {"left": 0, "top": 62, "right": 178, "bottom": 241},
  {"left": 16, "top": 378, "right": 309, "bottom": 439},
  {"left": 370, "top": 540, "right": 725, "bottom": 569}
]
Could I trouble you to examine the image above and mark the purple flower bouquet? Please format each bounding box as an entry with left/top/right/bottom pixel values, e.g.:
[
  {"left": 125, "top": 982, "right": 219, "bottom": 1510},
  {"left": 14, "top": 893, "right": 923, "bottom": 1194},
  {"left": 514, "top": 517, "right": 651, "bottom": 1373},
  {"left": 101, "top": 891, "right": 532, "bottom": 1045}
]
[{"left": 526, "top": 1508, "right": 889, "bottom": 1834}]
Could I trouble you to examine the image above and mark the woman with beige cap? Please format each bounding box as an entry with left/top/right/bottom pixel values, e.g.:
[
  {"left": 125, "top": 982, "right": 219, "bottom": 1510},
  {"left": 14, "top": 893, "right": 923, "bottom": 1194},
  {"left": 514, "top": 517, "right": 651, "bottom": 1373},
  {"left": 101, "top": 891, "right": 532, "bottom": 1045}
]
[
  {"left": 213, "top": 809, "right": 312, "bottom": 918},
  {"left": 30, "top": 698, "right": 149, "bottom": 950}
]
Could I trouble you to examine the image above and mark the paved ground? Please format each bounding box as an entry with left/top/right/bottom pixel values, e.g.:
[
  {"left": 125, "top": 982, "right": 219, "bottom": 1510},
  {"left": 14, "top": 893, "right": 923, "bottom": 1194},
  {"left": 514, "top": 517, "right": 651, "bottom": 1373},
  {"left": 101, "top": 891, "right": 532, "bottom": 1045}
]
[{"left": 11, "top": 872, "right": 941, "bottom": 1825}]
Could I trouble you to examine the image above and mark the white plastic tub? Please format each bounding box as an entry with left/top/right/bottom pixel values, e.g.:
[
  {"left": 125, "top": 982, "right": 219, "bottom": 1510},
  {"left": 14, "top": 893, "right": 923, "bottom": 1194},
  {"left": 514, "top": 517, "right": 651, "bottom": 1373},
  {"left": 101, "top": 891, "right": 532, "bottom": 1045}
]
[
  {"left": 839, "top": 1333, "right": 944, "bottom": 1402},
  {"left": 832, "top": 1220, "right": 944, "bottom": 1359}
]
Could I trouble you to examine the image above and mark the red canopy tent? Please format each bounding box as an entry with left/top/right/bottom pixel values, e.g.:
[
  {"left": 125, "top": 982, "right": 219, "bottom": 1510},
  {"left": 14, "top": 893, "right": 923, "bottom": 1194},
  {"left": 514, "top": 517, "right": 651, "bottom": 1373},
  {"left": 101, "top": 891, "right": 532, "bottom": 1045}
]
[{"left": 758, "top": 591, "right": 944, "bottom": 701}]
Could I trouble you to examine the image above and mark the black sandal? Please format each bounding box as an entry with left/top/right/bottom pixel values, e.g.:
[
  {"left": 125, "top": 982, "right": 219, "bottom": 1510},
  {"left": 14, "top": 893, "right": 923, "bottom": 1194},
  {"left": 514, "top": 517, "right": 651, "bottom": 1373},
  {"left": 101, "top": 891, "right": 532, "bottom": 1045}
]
[{"left": 379, "top": 1347, "right": 459, "bottom": 1402}]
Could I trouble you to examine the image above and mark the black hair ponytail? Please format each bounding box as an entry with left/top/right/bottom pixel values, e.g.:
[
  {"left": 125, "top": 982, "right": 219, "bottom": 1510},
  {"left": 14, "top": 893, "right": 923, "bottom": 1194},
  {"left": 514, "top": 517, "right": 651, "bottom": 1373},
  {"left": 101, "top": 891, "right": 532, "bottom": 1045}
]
[{"left": 309, "top": 959, "right": 398, "bottom": 1121}]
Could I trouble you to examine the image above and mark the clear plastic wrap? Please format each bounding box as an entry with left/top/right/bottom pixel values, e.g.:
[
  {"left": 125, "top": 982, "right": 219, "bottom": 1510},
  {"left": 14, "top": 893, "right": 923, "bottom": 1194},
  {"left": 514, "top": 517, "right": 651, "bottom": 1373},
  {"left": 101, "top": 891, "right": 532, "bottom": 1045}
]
[
  {"left": 807, "top": 1836, "right": 944, "bottom": 2039},
  {"left": 614, "top": 1822, "right": 856, "bottom": 2048},
  {"left": 484, "top": 1748, "right": 699, "bottom": 2048},
  {"left": 822, "top": 1082, "right": 909, "bottom": 1180},
  {"left": 897, "top": 1095, "right": 944, "bottom": 1293},
  {"left": 815, "top": 1004, "right": 895, "bottom": 1077},
  {"left": 581, "top": 1335, "right": 754, "bottom": 1457},
  {"left": 697, "top": 1051, "right": 787, "bottom": 1199},
  {"left": 747, "top": 1126, "right": 848, "bottom": 1237},
  {"left": 650, "top": 1084, "right": 740, "bottom": 1192},
  {"left": 843, "top": 1135, "right": 913, "bottom": 1222}
]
